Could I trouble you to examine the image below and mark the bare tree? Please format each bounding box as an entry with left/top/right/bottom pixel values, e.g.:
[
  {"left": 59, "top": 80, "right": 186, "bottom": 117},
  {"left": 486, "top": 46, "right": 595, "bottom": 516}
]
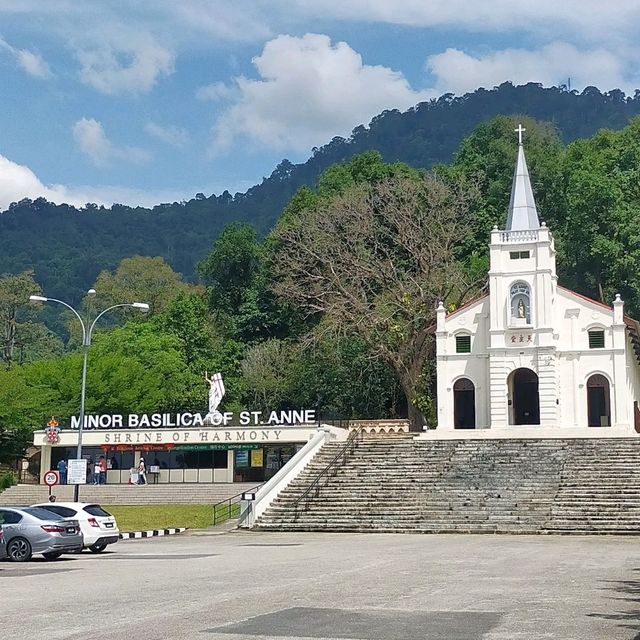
[{"left": 271, "top": 174, "right": 481, "bottom": 430}]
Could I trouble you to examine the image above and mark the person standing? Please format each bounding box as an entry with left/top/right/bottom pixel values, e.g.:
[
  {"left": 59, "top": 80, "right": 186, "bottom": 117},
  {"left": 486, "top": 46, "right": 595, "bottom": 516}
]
[
  {"left": 137, "top": 457, "right": 147, "bottom": 485},
  {"left": 87, "top": 457, "right": 94, "bottom": 485},
  {"left": 98, "top": 455, "right": 107, "bottom": 485},
  {"left": 56, "top": 459, "right": 67, "bottom": 485}
]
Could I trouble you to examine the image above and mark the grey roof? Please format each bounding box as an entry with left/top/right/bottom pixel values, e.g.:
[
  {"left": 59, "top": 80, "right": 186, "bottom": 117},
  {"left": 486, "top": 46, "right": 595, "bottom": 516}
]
[{"left": 506, "top": 142, "right": 540, "bottom": 231}]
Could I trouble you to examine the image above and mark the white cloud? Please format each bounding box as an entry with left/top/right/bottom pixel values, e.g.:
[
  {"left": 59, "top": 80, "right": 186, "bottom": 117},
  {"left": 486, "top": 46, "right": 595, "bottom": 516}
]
[
  {"left": 0, "top": 154, "right": 100, "bottom": 209},
  {"left": 72, "top": 118, "right": 150, "bottom": 167},
  {"left": 288, "top": 1, "right": 640, "bottom": 40},
  {"left": 144, "top": 122, "right": 189, "bottom": 148},
  {"left": 427, "top": 43, "right": 629, "bottom": 95},
  {"left": 0, "top": 153, "right": 251, "bottom": 210},
  {"left": 196, "top": 81, "right": 238, "bottom": 102},
  {"left": 0, "top": 36, "right": 52, "bottom": 78},
  {"left": 73, "top": 34, "right": 174, "bottom": 95},
  {"left": 211, "top": 33, "right": 430, "bottom": 152}
]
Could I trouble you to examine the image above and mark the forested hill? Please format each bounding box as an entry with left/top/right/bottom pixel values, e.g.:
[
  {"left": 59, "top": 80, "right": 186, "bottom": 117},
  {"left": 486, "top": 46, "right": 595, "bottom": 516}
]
[{"left": 3, "top": 82, "right": 640, "bottom": 302}]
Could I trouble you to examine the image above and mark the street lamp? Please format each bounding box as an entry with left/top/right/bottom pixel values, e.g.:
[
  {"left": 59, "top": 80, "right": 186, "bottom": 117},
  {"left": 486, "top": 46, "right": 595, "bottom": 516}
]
[{"left": 29, "top": 292, "right": 150, "bottom": 501}]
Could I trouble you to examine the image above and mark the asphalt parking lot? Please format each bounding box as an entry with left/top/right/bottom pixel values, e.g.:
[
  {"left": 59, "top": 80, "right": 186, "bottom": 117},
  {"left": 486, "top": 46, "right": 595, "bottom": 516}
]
[{"left": 2, "top": 531, "right": 640, "bottom": 640}]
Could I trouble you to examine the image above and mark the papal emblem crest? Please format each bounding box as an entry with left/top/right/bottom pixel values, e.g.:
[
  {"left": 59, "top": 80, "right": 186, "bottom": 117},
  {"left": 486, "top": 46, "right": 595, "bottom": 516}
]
[{"left": 45, "top": 417, "right": 60, "bottom": 443}]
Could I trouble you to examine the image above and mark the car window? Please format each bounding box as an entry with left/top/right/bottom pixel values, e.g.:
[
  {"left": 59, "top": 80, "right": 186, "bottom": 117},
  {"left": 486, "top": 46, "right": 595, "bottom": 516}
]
[
  {"left": 22, "top": 507, "right": 64, "bottom": 521},
  {"left": 83, "top": 505, "right": 112, "bottom": 517},
  {"left": 42, "top": 506, "right": 77, "bottom": 518},
  {"left": 0, "top": 510, "right": 23, "bottom": 524}
]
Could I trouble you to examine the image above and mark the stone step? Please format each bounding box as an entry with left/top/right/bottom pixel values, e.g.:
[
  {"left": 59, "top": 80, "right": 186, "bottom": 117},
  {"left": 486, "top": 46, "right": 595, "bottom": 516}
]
[
  {"left": 0, "top": 483, "right": 257, "bottom": 505},
  {"left": 256, "top": 437, "right": 640, "bottom": 535}
]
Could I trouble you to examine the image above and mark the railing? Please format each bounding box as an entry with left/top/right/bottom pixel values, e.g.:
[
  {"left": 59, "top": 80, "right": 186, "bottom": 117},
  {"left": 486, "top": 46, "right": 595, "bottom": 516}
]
[
  {"left": 499, "top": 229, "right": 539, "bottom": 243},
  {"left": 292, "top": 426, "right": 365, "bottom": 520},
  {"left": 212, "top": 483, "right": 263, "bottom": 526}
]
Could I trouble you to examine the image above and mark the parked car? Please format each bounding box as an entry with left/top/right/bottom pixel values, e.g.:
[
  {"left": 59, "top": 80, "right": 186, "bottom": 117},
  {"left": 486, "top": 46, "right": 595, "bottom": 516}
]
[
  {"left": 0, "top": 506, "right": 83, "bottom": 562},
  {"left": 0, "top": 524, "right": 6, "bottom": 560},
  {"left": 32, "top": 502, "right": 119, "bottom": 553}
]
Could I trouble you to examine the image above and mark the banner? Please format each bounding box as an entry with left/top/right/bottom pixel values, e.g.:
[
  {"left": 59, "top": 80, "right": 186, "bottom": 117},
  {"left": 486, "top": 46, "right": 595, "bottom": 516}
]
[{"left": 250, "top": 448, "right": 264, "bottom": 467}]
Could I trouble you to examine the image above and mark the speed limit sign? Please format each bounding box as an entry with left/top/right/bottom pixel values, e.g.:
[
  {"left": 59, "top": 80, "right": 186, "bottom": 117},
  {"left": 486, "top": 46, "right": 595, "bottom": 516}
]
[{"left": 43, "top": 470, "right": 59, "bottom": 487}]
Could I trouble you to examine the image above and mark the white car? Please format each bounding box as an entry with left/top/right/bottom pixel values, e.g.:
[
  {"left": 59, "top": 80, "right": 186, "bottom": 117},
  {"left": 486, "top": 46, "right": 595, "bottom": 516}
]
[{"left": 32, "top": 502, "right": 119, "bottom": 553}]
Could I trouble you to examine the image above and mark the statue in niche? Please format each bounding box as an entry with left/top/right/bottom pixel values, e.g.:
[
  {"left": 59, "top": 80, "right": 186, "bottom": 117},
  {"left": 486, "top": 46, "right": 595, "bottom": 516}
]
[{"left": 517, "top": 299, "right": 526, "bottom": 319}]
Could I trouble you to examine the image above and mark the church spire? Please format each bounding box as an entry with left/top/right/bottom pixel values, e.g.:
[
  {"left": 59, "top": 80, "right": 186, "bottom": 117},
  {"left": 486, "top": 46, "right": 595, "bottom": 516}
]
[{"left": 506, "top": 124, "right": 540, "bottom": 231}]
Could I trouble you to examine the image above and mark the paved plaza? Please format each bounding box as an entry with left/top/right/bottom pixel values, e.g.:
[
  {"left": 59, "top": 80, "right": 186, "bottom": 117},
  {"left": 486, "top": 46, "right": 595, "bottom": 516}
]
[{"left": 2, "top": 531, "right": 640, "bottom": 640}]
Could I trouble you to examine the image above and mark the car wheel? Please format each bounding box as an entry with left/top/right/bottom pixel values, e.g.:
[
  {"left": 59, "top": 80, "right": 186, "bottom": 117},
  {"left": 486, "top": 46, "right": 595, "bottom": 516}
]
[
  {"left": 7, "top": 537, "right": 32, "bottom": 562},
  {"left": 89, "top": 544, "right": 107, "bottom": 553},
  {"left": 42, "top": 551, "right": 63, "bottom": 560}
]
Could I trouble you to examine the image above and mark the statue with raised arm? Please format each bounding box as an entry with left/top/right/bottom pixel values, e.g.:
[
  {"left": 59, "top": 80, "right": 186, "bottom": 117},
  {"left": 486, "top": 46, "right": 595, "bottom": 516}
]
[{"left": 204, "top": 371, "right": 225, "bottom": 417}]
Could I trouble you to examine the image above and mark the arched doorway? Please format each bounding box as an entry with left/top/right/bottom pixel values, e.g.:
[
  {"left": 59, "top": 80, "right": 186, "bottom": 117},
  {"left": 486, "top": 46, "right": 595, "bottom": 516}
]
[
  {"left": 508, "top": 368, "right": 540, "bottom": 425},
  {"left": 587, "top": 374, "right": 611, "bottom": 427},
  {"left": 453, "top": 378, "right": 476, "bottom": 429}
]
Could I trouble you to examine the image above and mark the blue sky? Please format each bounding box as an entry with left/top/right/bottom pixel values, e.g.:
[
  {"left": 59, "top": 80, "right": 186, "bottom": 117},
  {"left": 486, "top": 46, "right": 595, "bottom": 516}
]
[{"left": 1, "top": 0, "right": 639, "bottom": 210}]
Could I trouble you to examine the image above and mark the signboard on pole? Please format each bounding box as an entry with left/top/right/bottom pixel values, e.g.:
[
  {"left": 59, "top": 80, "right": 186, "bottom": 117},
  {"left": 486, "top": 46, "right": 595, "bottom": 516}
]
[
  {"left": 43, "top": 470, "right": 59, "bottom": 487},
  {"left": 67, "top": 458, "right": 87, "bottom": 485}
]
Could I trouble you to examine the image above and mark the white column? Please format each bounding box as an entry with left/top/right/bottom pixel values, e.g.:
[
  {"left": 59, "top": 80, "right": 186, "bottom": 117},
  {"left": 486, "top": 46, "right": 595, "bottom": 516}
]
[
  {"left": 612, "top": 294, "right": 629, "bottom": 427},
  {"left": 489, "top": 356, "right": 508, "bottom": 427},
  {"left": 537, "top": 352, "right": 558, "bottom": 426},
  {"left": 40, "top": 445, "right": 52, "bottom": 484},
  {"left": 435, "top": 301, "right": 453, "bottom": 430},
  {"left": 227, "top": 449, "right": 234, "bottom": 482}
]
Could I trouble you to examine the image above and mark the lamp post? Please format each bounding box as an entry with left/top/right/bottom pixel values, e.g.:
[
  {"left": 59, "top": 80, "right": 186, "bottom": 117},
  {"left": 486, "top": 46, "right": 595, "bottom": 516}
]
[{"left": 29, "top": 292, "right": 149, "bottom": 501}]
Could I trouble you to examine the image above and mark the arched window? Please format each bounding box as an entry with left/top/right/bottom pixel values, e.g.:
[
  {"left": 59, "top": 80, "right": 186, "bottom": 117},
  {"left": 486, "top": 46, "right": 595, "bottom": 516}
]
[{"left": 510, "top": 282, "right": 531, "bottom": 324}]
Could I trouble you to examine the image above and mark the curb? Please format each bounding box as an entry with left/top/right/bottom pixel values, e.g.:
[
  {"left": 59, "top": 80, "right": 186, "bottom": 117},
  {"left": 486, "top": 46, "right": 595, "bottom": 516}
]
[{"left": 119, "top": 527, "right": 186, "bottom": 540}]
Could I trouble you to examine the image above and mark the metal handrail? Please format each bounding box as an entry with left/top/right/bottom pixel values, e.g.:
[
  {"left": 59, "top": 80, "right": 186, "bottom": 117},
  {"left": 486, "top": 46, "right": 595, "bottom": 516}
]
[
  {"left": 292, "top": 426, "right": 365, "bottom": 519},
  {"left": 212, "top": 483, "right": 263, "bottom": 525}
]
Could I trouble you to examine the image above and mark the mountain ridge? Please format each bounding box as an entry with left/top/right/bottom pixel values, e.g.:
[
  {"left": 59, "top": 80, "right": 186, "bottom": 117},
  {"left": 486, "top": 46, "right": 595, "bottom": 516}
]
[{"left": 3, "top": 82, "right": 640, "bottom": 303}]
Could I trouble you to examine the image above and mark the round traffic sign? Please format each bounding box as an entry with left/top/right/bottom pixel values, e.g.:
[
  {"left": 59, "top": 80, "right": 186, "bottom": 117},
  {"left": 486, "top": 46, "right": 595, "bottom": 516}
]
[{"left": 43, "top": 470, "right": 59, "bottom": 487}]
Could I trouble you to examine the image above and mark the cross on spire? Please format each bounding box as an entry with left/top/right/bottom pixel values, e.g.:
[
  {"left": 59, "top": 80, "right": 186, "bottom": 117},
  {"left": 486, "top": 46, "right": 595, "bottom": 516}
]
[{"left": 515, "top": 124, "right": 526, "bottom": 145}]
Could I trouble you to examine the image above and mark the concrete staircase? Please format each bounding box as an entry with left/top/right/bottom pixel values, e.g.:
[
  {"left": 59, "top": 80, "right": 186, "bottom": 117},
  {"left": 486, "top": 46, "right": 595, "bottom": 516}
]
[
  {"left": 0, "top": 483, "right": 258, "bottom": 506},
  {"left": 255, "top": 438, "right": 640, "bottom": 534},
  {"left": 544, "top": 439, "right": 640, "bottom": 534}
]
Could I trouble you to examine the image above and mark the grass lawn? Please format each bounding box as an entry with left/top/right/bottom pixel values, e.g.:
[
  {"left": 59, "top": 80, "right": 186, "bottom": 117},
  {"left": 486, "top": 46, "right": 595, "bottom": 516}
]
[
  {"left": 105, "top": 503, "right": 240, "bottom": 531},
  {"left": 106, "top": 504, "right": 212, "bottom": 531}
]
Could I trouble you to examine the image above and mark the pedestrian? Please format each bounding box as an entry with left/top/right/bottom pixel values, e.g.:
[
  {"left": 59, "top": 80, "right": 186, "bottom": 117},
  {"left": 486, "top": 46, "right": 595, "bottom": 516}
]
[
  {"left": 87, "top": 457, "right": 94, "bottom": 485},
  {"left": 56, "top": 459, "right": 67, "bottom": 485},
  {"left": 137, "top": 457, "right": 147, "bottom": 485},
  {"left": 98, "top": 455, "right": 107, "bottom": 485}
]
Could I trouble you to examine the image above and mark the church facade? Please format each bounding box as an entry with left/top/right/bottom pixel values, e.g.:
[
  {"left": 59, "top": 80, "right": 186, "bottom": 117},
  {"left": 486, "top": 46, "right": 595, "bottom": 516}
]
[{"left": 434, "top": 126, "right": 640, "bottom": 434}]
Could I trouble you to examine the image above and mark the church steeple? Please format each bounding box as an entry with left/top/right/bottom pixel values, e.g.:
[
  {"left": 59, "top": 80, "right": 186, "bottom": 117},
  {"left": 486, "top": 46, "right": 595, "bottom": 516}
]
[{"left": 505, "top": 124, "right": 540, "bottom": 231}]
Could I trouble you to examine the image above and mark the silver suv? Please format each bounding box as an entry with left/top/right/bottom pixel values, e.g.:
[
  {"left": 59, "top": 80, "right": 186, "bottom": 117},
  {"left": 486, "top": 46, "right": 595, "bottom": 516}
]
[{"left": 0, "top": 506, "right": 83, "bottom": 561}]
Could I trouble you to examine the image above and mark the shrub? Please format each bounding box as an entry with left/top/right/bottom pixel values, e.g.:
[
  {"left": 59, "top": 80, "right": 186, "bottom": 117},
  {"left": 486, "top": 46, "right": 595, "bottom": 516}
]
[{"left": 0, "top": 471, "right": 16, "bottom": 491}]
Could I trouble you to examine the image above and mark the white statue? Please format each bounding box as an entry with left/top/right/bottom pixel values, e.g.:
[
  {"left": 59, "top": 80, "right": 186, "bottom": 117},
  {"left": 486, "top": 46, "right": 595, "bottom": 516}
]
[
  {"left": 517, "top": 299, "right": 526, "bottom": 319},
  {"left": 204, "top": 371, "right": 225, "bottom": 416}
]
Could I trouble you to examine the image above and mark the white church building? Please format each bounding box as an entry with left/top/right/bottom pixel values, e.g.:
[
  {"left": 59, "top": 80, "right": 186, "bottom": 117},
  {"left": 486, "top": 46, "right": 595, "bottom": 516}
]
[{"left": 433, "top": 126, "right": 640, "bottom": 436}]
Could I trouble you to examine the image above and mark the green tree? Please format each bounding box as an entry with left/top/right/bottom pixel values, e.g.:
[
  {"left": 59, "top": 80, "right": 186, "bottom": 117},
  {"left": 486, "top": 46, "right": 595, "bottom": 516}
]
[
  {"left": 198, "top": 223, "right": 262, "bottom": 316},
  {"left": 90, "top": 256, "right": 191, "bottom": 317},
  {"left": 555, "top": 118, "right": 640, "bottom": 313},
  {"left": 0, "top": 424, "right": 32, "bottom": 465},
  {"left": 0, "top": 271, "right": 41, "bottom": 367}
]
